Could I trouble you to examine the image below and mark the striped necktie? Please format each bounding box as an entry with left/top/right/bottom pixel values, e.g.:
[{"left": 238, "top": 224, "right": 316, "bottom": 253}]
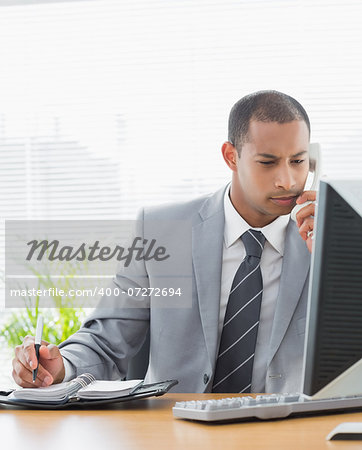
[{"left": 212, "top": 229, "right": 266, "bottom": 393}]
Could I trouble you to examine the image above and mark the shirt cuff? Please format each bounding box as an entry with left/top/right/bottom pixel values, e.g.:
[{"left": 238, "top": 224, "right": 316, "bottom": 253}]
[{"left": 62, "top": 356, "right": 76, "bottom": 382}]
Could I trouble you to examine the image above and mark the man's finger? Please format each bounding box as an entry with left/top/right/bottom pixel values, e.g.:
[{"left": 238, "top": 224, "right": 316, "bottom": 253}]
[
  {"left": 15, "top": 344, "right": 35, "bottom": 371},
  {"left": 12, "top": 358, "right": 44, "bottom": 388},
  {"left": 299, "top": 217, "right": 314, "bottom": 233},
  {"left": 12, "top": 369, "right": 38, "bottom": 388},
  {"left": 22, "top": 336, "right": 36, "bottom": 367},
  {"left": 13, "top": 350, "right": 52, "bottom": 386},
  {"left": 296, "top": 203, "right": 315, "bottom": 226},
  {"left": 34, "top": 363, "right": 54, "bottom": 386},
  {"left": 296, "top": 190, "right": 317, "bottom": 204},
  {"left": 14, "top": 343, "right": 54, "bottom": 386},
  {"left": 299, "top": 217, "right": 314, "bottom": 241},
  {"left": 22, "top": 337, "right": 50, "bottom": 368}
]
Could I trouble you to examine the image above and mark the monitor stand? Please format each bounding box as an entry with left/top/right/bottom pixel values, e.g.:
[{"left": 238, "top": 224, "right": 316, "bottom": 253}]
[{"left": 308, "top": 358, "right": 362, "bottom": 400}]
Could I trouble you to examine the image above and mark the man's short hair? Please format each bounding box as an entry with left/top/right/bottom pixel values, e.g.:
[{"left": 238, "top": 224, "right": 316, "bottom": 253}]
[{"left": 228, "top": 90, "right": 311, "bottom": 155}]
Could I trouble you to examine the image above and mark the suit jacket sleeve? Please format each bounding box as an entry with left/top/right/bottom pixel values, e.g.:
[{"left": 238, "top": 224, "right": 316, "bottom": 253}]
[{"left": 58, "top": 209, "right": 150, "bottom": 380}]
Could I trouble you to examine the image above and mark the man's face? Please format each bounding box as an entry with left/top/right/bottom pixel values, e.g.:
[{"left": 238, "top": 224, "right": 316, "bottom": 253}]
[{"left": 229, "top": 119, "right": 310, "bottom": 227}]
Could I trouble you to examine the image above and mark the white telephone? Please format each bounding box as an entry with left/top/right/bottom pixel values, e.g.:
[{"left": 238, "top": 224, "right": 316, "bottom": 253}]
[{"left": 290, "top": 142, "right": 322, "bottom": 221}]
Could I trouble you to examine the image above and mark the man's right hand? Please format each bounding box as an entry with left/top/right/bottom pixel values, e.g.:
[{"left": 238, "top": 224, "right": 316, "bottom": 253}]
[{"left": 12, "top": 335, "right": 65, "bottom": 388}]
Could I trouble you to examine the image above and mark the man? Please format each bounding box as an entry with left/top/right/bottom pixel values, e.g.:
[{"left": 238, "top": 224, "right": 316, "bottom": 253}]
[{"left": 12, "top": 90, "right": 317, "bottom": 393}]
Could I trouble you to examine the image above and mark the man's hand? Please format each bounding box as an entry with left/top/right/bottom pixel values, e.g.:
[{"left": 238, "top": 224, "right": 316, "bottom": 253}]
[
  {"left": 12, "top": 335, "right": 65, "bottom": 388},
  {"left": 295, "top": 190, "right": 317, "bottom": 254}
]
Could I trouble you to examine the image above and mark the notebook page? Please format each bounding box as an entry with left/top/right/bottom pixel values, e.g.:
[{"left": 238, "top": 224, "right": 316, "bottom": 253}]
[
  {"left": 8, "top": 373, "right": 95, "bottom": 402},
  {"left": 77, "top": 379, "right": 143, "bottom": 399},
  {"left": 8, "top": 380, "right": 76, "bottom": 401}
]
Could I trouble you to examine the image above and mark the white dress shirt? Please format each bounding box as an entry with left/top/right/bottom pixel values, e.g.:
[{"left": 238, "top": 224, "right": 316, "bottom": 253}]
[{"left": 220, "top": 185, "right": 290, "bottom": 392}]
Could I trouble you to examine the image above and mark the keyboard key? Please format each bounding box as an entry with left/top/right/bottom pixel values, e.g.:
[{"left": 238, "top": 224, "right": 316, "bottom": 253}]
[{"left": 280, "top": 394, "right": 300, "bottom": 403}]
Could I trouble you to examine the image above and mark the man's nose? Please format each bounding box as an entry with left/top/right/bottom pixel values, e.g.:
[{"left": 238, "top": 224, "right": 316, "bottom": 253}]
[{"left": 274, "top": 166, "right": 297, "bottom": 191}]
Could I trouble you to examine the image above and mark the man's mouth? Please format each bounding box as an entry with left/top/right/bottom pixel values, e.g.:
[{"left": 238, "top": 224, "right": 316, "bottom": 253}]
[{"left": 270, "top": 195, "right": 298, "bottom": 206}]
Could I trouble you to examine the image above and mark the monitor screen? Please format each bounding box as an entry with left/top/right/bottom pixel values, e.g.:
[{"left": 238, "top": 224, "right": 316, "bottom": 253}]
[{"left": 302, "top": 179, "right": 362, "bottom": 397}]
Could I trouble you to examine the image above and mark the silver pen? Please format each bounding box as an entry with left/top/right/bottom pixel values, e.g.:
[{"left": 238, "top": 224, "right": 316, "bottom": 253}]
[{"left": 32, "top": 315, "right": 43, "bottom": 382}]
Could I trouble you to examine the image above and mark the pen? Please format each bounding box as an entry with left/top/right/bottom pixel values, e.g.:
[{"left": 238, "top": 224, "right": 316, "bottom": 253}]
[{"left": 33, "top": 315, "right": 43, "bottom": 383}]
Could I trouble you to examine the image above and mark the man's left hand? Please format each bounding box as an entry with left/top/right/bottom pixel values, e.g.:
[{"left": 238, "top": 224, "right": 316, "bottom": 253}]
[{"left": 295, "top": 190, "right": 317, "bottom": 254}]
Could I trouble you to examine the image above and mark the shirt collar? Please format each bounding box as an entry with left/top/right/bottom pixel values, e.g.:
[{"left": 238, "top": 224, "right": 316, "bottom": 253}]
[{"left": 223, "top": 184, "right": 290, "bottom": 256}]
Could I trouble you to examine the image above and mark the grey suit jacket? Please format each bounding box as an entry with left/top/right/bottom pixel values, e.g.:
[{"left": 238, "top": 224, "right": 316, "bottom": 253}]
[{"left": 59, "top": 185, "right": 311, "bottom": 393}]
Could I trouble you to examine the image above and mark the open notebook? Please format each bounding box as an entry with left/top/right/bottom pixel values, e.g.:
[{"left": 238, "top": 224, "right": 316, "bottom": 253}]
[
  {"left": 0, "top": 374, "right": 178, "bottom": 409},
  {"left": 9, "top": 373, "right": 142, "bottom": 402}
]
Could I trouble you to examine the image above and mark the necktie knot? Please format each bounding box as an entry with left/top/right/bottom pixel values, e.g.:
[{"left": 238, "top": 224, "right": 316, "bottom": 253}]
[{"left": 241, "top": 229, "right": 266, "bottom": 258}]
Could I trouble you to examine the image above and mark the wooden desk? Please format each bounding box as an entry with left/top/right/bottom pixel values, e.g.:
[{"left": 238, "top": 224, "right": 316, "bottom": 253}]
[{"left": 1, "top": 393, "right": 362, "bottom": 450}]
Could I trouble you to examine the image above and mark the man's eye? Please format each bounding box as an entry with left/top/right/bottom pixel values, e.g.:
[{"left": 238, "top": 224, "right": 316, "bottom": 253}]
[
  {"left": 292, "top": 159, "right": 305, "bottom": 164},
  {"left": 258, "top": 161, "right": 274, "bottom": 165}
]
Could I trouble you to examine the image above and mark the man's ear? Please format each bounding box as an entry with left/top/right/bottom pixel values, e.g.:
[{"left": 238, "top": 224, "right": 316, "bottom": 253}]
[{"left": 221, "top": 141, "right": 238, "bottom": 172}]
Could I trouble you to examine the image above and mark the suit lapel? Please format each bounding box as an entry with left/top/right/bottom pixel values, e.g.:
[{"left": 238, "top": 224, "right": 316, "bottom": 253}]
[
  {"left": 267, "top": 219, "right": 311, "bottom": 366},
  {"left": 192, "top": 186, "right": 226, "bottom": 370}
]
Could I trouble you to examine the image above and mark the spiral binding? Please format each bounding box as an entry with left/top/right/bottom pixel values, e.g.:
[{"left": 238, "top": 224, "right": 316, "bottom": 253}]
[{"left": 67, "top": 373, "right": 96, "bottom": 396}]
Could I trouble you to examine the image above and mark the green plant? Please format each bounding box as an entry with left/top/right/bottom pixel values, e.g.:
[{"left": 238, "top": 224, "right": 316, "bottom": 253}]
[
  {"left": 2, "top": 260, "right": 92, "bottom": 348},
  {"left": 2, "top": 306, "right": 86, "bottom": 348}
]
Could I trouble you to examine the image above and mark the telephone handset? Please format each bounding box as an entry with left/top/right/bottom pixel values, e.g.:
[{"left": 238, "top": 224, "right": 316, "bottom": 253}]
[{"left": 290, "top": 142, "right": 322, "bottom": 221}]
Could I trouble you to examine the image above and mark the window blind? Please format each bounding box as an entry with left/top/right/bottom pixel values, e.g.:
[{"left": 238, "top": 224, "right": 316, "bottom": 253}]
[{"left": 1, "top": 0, "right": 362, "bottom": 383}]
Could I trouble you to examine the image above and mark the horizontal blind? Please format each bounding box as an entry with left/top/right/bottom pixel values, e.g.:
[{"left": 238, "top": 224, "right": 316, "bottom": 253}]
[
  {"left": 0, "top": 0, "right": 362, "bottom": 291},
  {"left": 1, "top": 0, "right": 362, "bottom": 386}
]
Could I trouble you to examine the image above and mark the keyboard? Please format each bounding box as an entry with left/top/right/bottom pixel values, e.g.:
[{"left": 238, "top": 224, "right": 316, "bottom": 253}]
[{"left": 172, "top": 393, "right": 362, "bottom": 422}]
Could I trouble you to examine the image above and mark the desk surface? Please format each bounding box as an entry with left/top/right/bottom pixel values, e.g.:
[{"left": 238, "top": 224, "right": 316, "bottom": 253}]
[{"left": 1, "top": 393, "right": 362, "bottom": 450}]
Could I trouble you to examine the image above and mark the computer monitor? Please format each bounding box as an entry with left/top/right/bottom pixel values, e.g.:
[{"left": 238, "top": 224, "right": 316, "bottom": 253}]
[{"left": 302, "top": 179, "right": 362, "bottom": 398}]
